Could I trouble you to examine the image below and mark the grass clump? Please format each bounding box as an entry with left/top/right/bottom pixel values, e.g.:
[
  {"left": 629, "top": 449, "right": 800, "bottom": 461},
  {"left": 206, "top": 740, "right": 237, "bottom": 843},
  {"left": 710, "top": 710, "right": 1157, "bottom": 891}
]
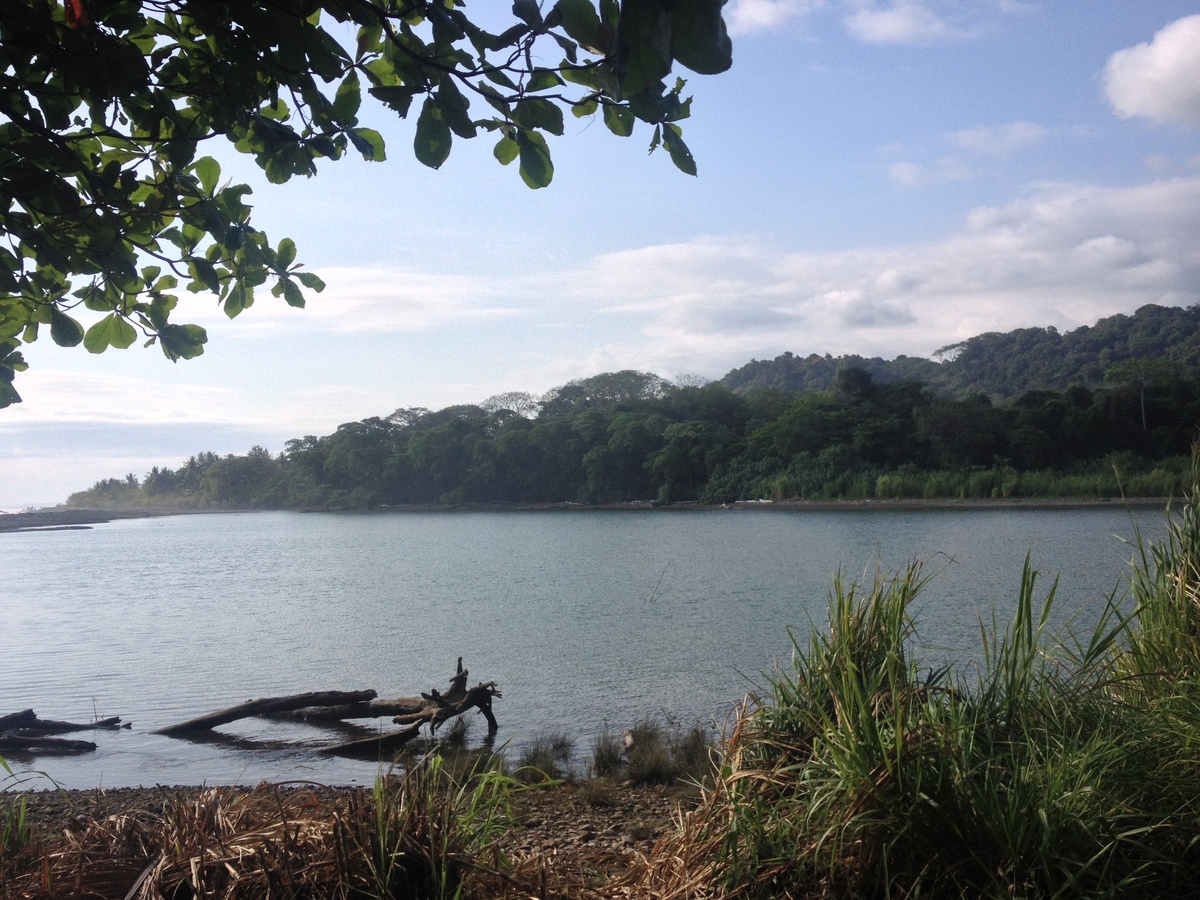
[
  {"left": 631, "top": 455, "right": 1200, "bottom": 899},
  {"left": 589, "top": 720, "right": 717, "bottom": 787},
  {"left": 589, "top": 728, "right": 625, "bottom": 778},
  {"left": 515, "top": 731, "right": 574, "bottom": 783},
  {"left": 343, "top": 754, "right": 515, "bottom": 898},
  {"left": 0, "top": 795, "right": 30, "bottom": 879},
  {"left": 625, "top": 721, "right": 677, "bottom": 786}
]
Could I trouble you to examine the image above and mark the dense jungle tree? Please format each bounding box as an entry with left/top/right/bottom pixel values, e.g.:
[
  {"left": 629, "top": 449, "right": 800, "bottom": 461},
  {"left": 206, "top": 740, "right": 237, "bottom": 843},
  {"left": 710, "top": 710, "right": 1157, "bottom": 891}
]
[{"left": 0, "top": 0, "right": 733, "bottom": 406}]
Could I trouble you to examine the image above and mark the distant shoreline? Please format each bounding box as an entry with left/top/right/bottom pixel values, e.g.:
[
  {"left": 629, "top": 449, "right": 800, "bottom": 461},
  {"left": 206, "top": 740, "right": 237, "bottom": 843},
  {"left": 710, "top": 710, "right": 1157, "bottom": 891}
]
[{"left": 1, "top": 496, "right": 1175, "bottom": 532}]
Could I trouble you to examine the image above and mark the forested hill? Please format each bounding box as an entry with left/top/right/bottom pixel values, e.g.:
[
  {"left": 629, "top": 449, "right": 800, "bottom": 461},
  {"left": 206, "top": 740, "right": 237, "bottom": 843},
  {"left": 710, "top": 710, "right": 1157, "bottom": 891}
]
[
  {"left": 65, "top": 304, "right": 1199, "bottom": 510},
  {"left": 721, "top": 304, "right": 1200, "bottom": 398}
]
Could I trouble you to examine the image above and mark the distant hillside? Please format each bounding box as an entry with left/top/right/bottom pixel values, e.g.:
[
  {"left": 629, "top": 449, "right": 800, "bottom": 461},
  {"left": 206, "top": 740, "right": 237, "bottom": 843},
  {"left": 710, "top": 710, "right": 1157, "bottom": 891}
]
[{"left": 721, "top": 304, "right": 1200, "bottom": 398}]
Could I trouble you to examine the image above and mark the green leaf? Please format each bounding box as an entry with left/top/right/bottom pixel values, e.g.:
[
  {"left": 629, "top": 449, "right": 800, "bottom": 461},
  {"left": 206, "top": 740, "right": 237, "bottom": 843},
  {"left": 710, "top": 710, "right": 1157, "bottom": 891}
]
[
  {"left": 283, "top": 279, "right": 306, "bottom": 308},
  {"left": 144, "top": 292, "right": 179, "bottom": 330},
  {"left": 224, "top": 282, "right": 250, "bottom": 318},
  {"left": 515, "top": 98, "right": 565, "bottom": 136},
  {"left": 603, "top": 103, "right": 634, "bottom": 137},
  {"left": 494, "top": 133, "right": 519, "bottom": 165},
  {"left": 437, "top": 78, "right": 476, "bottom": 139},
  {"left": 572, "top": 97, "right": 599, "bottom": 118},
  {"left": 553, "top": 33, "right": 580, "bottom": 64},
  {"left": 347, "top": 127, "right": 386, "bottom": 161},
  {"left": 277, "top": 238, "right": 297, "bottom": 271},
  {"left": 517, "top": 129, "right": 554, "bottom": 188},
  {"left": 192, "top": 156, "right": 221, "bottom": 195},
  {"left": 158, "top": 323, "right": 207, "bottom": 361},
  {"left": 188, "top": 257, "right": 222, "bottom": 293},
  {"left": 50, "top": 309, "right": 85, "bottom": 347},
  {"left": 295, "top": 271, "right": 326, "bottom": 291},
  {"left": 414, "top": 96, "right": 453, "bottom": 169},
  {"left": 512, "top": 0, "right": 543, "bottom": 28},
  {"left": 528, "top": 68, "right": 565, "bottom": 92},
  {"left": 84, "top": 314, "right": 138, "bottom": 353},
  {"left": 556, "top": 0, "right": 604, "bottom": 51},
  {"left": 662, "top": 123, "right": 696, "bottom": 176},
  {"left": 670, "top": 0, "right": 732, "bottom": 75},
  {"left": 616, "top": 0, "right": 672, "bottom": 93},
  {"left": 369, "top": 85, "right": 420, "bottom": 116},
  {"left": 488, "top": 22, "right": 530, "bottom": 50},
  {"left": 333, "top": 70, "right": 362, "bottom": 122}
]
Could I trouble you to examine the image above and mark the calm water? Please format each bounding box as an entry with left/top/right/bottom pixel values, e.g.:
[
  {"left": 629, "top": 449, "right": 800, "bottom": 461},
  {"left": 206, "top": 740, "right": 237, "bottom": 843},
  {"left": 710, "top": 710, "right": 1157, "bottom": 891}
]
[{"left": 1, "top": 506, "right": 1170, "bottom": 789}]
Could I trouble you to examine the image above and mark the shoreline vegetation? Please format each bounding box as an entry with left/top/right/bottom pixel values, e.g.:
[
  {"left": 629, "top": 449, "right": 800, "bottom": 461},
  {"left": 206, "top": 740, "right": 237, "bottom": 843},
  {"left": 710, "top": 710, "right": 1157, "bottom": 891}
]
[
  {"left": 6, "top": 464, "right": 1200, "bottom": 896},
  {"left": 56, "top": 304, "right": 1200, "bottom": 514},
  {"left": 0, "top": 495, "right": 1175, "bottom": 534}
]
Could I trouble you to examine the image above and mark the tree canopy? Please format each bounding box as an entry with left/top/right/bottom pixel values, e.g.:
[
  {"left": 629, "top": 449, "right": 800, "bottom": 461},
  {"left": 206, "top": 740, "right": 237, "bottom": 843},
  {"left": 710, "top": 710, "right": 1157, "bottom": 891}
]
[
  {"left": 722, "top": 304, "right": 1200, "bottom": 399},
  {"left": 0, "top": 0, "right": 733, "bottom": 406},
  {"left": 68, "top": 360, "right": 1200, "bottom": 511}
]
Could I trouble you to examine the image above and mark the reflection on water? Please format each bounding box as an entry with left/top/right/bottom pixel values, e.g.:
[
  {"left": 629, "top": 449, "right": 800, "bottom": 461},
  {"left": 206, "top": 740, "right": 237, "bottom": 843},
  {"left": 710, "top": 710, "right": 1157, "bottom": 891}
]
[{"left": 1, "top": 505, "right": 1168, "bottom": 788}]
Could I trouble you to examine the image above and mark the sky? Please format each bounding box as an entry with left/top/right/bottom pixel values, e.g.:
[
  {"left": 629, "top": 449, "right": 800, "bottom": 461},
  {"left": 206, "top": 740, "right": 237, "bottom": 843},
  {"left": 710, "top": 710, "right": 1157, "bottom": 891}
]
[{"left": 3, "top": 1, "right": 1200, "bottom": 508}]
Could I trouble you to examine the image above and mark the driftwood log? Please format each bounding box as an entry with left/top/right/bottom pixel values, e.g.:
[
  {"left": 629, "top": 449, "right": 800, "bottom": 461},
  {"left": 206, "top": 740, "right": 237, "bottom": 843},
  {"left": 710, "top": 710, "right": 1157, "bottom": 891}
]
[
  {"left": 0, "top": 709, "right": 128, "bottom": 754},
  {"left": 320, "top": 661, "right": 502, "bottom": 758},
  {"left": 0, "top": 709, "right": 128, "bottom": 737},
  {"left": 0, "top": 734, "right": 97, "bottom": 754},
  {"left": 153, "top": 690, "right": 378, "bottom": 736},
  {"left": 147, "top": 661, "right": 500, "bottom": 761}
]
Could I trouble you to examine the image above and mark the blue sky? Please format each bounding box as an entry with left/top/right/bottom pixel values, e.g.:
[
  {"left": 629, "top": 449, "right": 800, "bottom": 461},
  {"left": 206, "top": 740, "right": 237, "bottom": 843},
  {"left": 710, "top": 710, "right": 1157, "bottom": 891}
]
[{"left": 4, "top": 1, "right": 1200, "bottom": 508}]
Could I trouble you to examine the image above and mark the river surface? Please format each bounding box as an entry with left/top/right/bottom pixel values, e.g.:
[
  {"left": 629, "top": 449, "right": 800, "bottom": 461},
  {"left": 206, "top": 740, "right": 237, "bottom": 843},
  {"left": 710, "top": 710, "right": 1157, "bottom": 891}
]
[{"left": 1, "top": 505, "right": 1171, "bottom": 790}]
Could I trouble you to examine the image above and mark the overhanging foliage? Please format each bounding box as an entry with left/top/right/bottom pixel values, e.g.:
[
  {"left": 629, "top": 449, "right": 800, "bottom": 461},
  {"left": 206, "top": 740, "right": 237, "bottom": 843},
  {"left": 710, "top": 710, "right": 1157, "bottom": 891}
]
[{"left": 0, "top": 0, "right": 733, "bottom": 406}]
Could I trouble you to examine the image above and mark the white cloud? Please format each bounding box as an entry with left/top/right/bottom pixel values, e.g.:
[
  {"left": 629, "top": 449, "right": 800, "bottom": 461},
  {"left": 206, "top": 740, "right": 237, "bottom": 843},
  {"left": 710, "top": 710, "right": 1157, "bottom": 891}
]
[
  {"left": 230, "top": 266, "right": 524, "bottom": 334},
  {"left": 726, "top": 0, "right": 824, "bottom": 35},
  {"left": 4, "top": 368, "right": 394, "bottom": 432},
  {"left": 1104, "top": 14, "right": 1200, "bottom": 127},
  {"left": 844, "top": 2, "right": 969, "bottom": 45},
  {"left": 887, "top": 157, "right": 972, "bottom": 187},
  {"left": 952, "top": 121, "right": 1047, "bottom": 157}
]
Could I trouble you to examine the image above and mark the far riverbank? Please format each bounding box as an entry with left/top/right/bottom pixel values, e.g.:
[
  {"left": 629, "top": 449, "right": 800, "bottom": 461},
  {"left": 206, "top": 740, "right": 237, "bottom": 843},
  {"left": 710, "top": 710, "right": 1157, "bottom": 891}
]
[{"left": 2, "top": 494, "right": 1175, "bottom": 533}]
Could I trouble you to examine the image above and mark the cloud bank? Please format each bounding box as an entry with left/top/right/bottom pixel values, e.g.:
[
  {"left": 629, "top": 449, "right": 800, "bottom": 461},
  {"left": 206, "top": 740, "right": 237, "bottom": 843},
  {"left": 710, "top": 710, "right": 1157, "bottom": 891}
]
[{"left": 555, "top": 176, "right": 1200, "bottom": 373}]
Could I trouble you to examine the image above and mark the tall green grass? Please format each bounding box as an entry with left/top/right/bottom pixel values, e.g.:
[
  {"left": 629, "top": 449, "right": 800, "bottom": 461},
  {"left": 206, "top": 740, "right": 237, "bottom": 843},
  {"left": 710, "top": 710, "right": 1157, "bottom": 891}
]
[
  {"left": 641, "top": 462, "right": 1200, "bottom": 899},
  {"left": 339, "top": 753, "right": 516, "bottom": 899}
]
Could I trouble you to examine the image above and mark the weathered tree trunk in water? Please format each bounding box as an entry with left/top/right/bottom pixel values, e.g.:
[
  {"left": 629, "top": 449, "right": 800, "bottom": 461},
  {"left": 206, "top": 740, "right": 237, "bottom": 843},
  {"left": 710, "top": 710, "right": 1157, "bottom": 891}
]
[
  {"left": 321, "top": 722, "right": 424, "bottom": 757},
  {"left": 0, "top": 709, "right": 37, "bottom": 731},
  {"left": 0, "top": 734, "right": 97, "bottom": 754},
  {"left": 318, "top": 661, "right": 502, "bottom": 758},
  {"left": 272, "top": 697, "right": 429, "bottom": 721},
  {"left": 280, "top": 659, "right": 500, "bottom": 733},
  {"left": 152, "top": 660, "right": 500, "bottom": 758},
  {"left": 392, "top": 682, "right": 501, "bottom": 732},
  {"left": 153, "top": 690, "right": 377, "bottom": 736},
  {"left": 0, "top": 710, "right": 127, "bottom": 753}
]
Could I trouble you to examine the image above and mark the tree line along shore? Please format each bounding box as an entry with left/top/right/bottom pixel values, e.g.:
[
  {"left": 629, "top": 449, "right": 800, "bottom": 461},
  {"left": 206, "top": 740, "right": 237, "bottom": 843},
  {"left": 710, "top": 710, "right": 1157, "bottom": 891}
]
[
  {"left": 58, "top": 305, "right": 1200, "bottom": 512},
  {"left": 64, "top": 366, "right": 1194, "bottom": 512}
]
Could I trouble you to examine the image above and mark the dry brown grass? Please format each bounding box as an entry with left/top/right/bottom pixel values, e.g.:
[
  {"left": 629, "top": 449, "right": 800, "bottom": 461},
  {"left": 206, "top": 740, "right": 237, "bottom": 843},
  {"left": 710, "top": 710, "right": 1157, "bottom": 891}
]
[
  {"left": 2, "top": 776, "right": 690, "bottom": 899},
  {"left": 4, "top": 775, "right": 541, "bottom": 899}
]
